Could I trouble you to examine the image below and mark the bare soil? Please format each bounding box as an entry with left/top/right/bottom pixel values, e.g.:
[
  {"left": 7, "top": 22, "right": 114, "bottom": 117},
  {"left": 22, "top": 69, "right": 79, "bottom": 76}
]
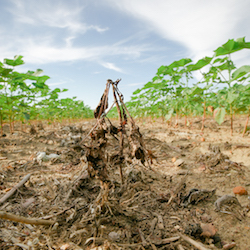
[{"left": 0, "top": 117, "right": 250, "bottom": 250}]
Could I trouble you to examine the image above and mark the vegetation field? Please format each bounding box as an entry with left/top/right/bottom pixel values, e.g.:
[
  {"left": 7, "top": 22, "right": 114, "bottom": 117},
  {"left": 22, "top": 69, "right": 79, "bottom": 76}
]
[{"left": 1, "top": 37, "right": 250, "bottom": 249}]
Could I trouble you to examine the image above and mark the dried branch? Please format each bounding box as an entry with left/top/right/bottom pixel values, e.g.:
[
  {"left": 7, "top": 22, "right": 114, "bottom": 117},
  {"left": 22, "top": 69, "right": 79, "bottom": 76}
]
[
  {"left": 0, "top": 174, "right": 31, "bottom": 205},
  {"left": 0, "top": 211, "right": 55, "bottom": 226},
  {"left": 94, "top": 80, "right": 110, "bottom": 118},
  {"left": 180, "top": 234, "right": 211, "bottom": 250}
]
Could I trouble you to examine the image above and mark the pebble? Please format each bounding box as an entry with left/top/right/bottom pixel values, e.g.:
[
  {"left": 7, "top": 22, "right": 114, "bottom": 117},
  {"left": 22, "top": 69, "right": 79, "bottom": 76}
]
[
  {"left": 233, "top": 186, "right": 248, "bottom": 195},
  {"left": 223, "top": 242, "right": 236, "bottom": 249},
  {"left": 47, "top": 140, "right": 54, "bottom": 145},
  {"left": 174, "top": 159, "right": 184, "bottom": 167},
  {"left": 108, "top": 231, "right": 120, "bottom": 241}
]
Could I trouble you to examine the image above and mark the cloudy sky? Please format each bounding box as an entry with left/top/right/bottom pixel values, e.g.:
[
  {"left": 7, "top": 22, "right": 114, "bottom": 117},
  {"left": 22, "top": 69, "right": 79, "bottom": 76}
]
[{"left": 1, "top": 0, "right": 250, "bottom": 109}]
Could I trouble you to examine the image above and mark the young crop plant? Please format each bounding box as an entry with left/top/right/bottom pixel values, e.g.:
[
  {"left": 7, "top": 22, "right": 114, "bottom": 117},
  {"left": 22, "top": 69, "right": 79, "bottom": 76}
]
[
  {"left": 127, "top": 37, "right": 250, "bottom": 134},
  {"left": 0, "top": 55, "right": 50, "bottom": 134},
  {"left": 211, "top": 37, "right": 250, "bottom": 135},
  {"left": 0, "top": 55, "right": 93, "bottom": 134}
]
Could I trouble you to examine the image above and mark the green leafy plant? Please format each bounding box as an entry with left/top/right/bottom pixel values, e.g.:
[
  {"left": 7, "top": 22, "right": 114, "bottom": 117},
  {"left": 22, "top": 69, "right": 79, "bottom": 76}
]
[
  {"left": 126, "top": 37, "right": 250, "bottom": 135},
  {"left": 0, "top": 55, "right": 93, "bottom": 134}
]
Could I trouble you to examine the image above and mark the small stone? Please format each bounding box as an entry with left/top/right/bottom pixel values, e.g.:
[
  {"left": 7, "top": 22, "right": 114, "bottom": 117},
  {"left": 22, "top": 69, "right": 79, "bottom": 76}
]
[
  {"left": 60, "top": 243, "right": 70, "bottom": 250},
  {"left": 108, "top": 231, "right": 120, "bottom": 241},
  {"left": 223, "top": 242, "right": 236, "bottom": 249},
  {"left": 233, "top": 186, "right": 248, "bottom": 195},
  {"left": 172, "top": 157, "right": 177, "bottom": 163},
  {"left": 47, "top": 140, "right": 54, "bottom": 145},
  {"left": 174, "top": 159, "right": 184, "bottom": 167}
]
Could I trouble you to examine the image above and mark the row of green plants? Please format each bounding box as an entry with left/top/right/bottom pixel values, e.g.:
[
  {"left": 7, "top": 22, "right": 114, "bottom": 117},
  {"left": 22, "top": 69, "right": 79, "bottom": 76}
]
[
  {"left": 126, "top": 37, "right": 250, "bottom": 135},
  {"left": 0, "top": 56, "right": 93, "bottom": 134}
]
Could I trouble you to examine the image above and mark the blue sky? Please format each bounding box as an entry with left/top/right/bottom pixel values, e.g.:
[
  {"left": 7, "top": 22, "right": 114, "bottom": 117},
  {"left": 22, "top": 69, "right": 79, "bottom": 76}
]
[{"left": 1, "top": 0, "right": 250, "bottom": 109}]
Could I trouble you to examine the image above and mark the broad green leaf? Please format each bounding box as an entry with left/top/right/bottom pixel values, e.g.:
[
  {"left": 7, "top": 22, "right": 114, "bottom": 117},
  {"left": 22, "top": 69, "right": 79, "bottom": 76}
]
[
  {"left": 191, "top": 86, "right": 203, "bottom": 95},
  {"left": 169, "top": 58, "right": 192, "bottom": 69},
  {"left": 227, "top": 91, "right": 239, "bottom": 104},
  {"left": 32, "top": 82, "right": 45, "bottom": 88},
  {"left": 23, "top": 112, "right": 30, "bottom": 121},
  {"left": 217, "top": 62, "right": 232, "bottom": 71},
  {"left": 236, "top": 37, "right": 250, "bottom": 49},
  {"left": 187, "top": 57, "right": 212, "bottom": 71},
  {"left": 157, "top": 65, "right": 167, "bottom": 75},
  {"left": 165, "top": 108, "right": 174, "bottom": 121},
  {"left": 0, "top": 68, "right": 12, "bottom": 77},
  {"left": 4, "top": 55, "right": 24, "bottom": 66},
  {"left": 214, "top": 37, "right": 250, "bottom": 56},
  {"left": 223, "top": 39, "right": 235, "bottom": 51},
  {"left": 53, "top": 88, "right": 61, "bottom": 93},
  {"left": 133, "top": 88, "right": 142, "bottom": 95},
  {"left": 214, "top": 107, "right": 226, "bottom": 125},
  {"left": 30, "top": 69, "right": 43, "bottom": 76},
  {"left": 213, "top": 56, "right": 228, "bottom": 64},
  {"left": 232, "top": 65, "right": 250, "bottom": 80}
]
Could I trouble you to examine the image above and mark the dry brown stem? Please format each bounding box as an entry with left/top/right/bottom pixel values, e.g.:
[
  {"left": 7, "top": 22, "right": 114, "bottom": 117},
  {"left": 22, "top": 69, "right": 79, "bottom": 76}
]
[
  {"left": 0, "top": 211, "right": 55, "bottom": 225},
  {"left": 0, "top": 174, "right": 31, "bottom": 205},
  {"left": 180, "top": 233, "right": 211, "bottom": 250}
]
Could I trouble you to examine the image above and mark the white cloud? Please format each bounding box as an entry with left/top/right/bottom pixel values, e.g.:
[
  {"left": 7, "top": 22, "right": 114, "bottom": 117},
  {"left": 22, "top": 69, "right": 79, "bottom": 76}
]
[
  {"left": 9, "top": 0, "right": 107, "bottom": 35},
  {"left": 0, "top": 0, "right": 153, "bottom": 73},
  {"left": 100, "top": 62, "right": 124, "bottom": 73},
  {"left": 107, "top": 0, "right": 250, "bottom": 62},
  {"left": 0, "top": 33, "right": 151, "bottom": 73}
]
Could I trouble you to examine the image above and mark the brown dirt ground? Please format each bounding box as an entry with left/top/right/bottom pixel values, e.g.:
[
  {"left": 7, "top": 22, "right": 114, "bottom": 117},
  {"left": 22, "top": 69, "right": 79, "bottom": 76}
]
[{"left": 0, "top": 116, "right": 250, "bottom": 250}]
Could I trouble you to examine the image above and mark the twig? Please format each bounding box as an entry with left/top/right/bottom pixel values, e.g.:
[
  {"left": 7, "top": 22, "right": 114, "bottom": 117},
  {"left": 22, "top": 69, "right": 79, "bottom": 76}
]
[
  {"left": 180, "top": 234, "right": 211, "bottom": 250},
  {"left": 160, "top": 236, "right": 180, "bottom": 244},
  {"left": 80, "top": 101, "right": 116, "bottom": 144},
  {"left": 112, "top": 82, "right": 125, "bottom": 184},
  {"left": 0, "top": 174, "right": 31, "bottom": 204},
  {"left": 242, "top": 113, "right": 249, "bottom": 137},
  {"left": 138, "top": 229, "right": 147, "bottom": 246},
  {"left": 79, "top": 121, "right": 99, "bottom": 144},
  {"left": 0, "top": 211, "right": 55, "bottom": 225},
  {"left": 149, "top": 217, "right": 158, "bottom": 234},
  {"left": 234, "top": 144, "right": 250, "bottom": 149},
  {"left": 39, "top": 204, "right": 75, "bottom": 220},
  {"left": 177, "top": 244, "right": 185, "bottom": 250}
]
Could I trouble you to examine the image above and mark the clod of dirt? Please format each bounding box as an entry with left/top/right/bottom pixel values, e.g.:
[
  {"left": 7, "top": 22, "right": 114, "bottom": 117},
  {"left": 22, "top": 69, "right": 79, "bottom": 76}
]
[
  {"left": 185, "top": 223, "right": 221, "bottom": 246},
  {"left": 182, "top": 188, "right": 216, "bottom": 206},
  {"left": 196, "top": 144, "right": 229, "bottom": 169},
  {"left": 224, "top": 142, "right": 232, "bottom": 150},
  {"left": 200, "top": 223, "right": 217, "bottom": 238},
  {"left": 185, "top": 223, "right": 203, "bottom": 238},
  {"left": 233, "top": 186, "right": 248, "bottom": 195},
  {"left": 29, "top": 125, "right": 37, "bottom": 135}
]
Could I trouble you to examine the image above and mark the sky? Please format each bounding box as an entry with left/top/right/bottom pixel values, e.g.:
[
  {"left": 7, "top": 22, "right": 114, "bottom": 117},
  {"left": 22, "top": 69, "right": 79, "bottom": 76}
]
[{"left": 1, "top": 0, "right": 250, "bottom": 109}]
